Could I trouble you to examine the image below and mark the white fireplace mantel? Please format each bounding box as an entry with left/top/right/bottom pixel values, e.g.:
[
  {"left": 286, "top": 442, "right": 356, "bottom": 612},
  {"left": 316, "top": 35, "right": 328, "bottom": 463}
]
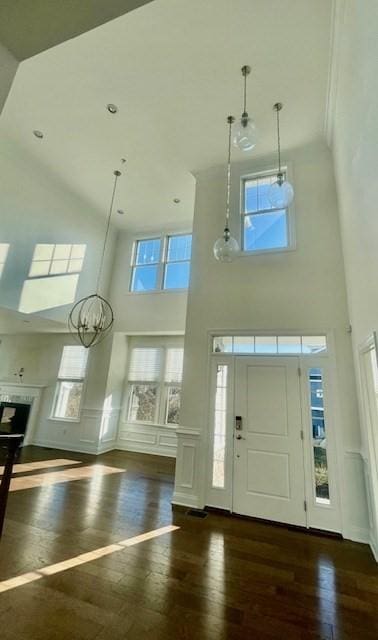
[{"left": 0, "top": 381, "right": 45, "bottom": 445}]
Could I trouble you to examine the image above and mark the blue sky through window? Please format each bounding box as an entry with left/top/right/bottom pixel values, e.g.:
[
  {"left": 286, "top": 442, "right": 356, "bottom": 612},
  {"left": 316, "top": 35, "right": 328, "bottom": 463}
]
[
  {"left": 243, "top": 174, "right": 289, "bottom": 252},
  {"left": 131, "top": 234, "right": 192, "bottom": 292}
]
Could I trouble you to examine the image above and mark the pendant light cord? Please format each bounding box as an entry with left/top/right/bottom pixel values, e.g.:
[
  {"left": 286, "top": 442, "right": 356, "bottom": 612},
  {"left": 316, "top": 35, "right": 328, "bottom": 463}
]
[
  {"left": 243, "top": 71, "right": 247, "bottom": 115},
  {"left": 225, "top": 116, "right": 234, "bottom": 228},
  {"left": 96, "top": 170, "right": 121, "bottom": 293},
  {"left": 276, "top": 105, "right": 282, "bottom": 174}
]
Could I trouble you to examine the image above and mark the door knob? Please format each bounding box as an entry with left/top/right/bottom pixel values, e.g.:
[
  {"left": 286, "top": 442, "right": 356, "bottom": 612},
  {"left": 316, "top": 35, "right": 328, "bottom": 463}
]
[{"left": 235, "top": 434, "right": 244, "bottom": 440}]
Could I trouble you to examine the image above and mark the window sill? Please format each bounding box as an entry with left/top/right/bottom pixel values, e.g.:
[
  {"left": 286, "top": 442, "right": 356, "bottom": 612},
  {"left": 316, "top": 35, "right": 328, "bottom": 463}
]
[
  {"left": 126, "top": 288, "right": 188, "bottom": 296},
  {"left": 122, "top": 420, "right": 178, "bottom": 430},
  {"left": 240, "top": 244, "right": 296, "bottom": 257},
  {"left": 48, "top": 416, "right": 81, "bottom": 424}
]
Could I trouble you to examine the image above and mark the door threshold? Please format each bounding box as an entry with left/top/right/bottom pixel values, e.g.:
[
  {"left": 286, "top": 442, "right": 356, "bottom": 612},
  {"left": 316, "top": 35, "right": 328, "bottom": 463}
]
[{"left": 205, "top": 506, "right": 342, "bottom": 539}]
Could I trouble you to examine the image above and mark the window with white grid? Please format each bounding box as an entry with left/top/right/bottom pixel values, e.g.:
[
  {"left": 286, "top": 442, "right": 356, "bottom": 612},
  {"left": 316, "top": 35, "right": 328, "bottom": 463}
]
[
  {"left": 242, "top": 171, "right": 293, "bottom": 253},
  {"left": 52, "top": 346, "right": 88, "bottom": 420},
  {"left": 127, "top": 346, "right": 184, "bottom": 425}
]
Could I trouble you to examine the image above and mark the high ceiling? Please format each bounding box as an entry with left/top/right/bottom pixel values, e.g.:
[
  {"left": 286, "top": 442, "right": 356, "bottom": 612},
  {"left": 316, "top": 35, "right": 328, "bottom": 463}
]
[
  {"left": 0, "top": 0, "right": 333, "bottom": 231},
  {"left": 0, "top": 0, "right": 153, "bottom": 60}
]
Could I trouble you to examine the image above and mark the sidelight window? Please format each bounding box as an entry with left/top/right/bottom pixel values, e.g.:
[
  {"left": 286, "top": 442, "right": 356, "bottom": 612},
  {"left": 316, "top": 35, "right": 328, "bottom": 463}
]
[
  {"left": 308, "top": 368, "right": 330, "bottom": 504},
  {"left": 212, "top": 365, "right": 228, "bottom": 489}
]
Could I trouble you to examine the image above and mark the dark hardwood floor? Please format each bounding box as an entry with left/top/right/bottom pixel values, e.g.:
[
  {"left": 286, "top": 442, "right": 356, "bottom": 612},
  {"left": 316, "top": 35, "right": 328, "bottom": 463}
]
[{"left": 0, "top": 446, "right": 377, "bottom": 639}]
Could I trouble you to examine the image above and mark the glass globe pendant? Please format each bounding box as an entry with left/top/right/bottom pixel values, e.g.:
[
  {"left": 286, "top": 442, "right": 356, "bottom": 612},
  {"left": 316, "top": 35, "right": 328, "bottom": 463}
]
[
  {"left": 233, "top": 65, "right": 257, "bottom": 152},
  {"left": 268, "top": 103, "right": 294, "bottom": 208},
  {"left": 68, "top": 168, "right": 123, "bottom": 348},
  {"left": 214, "top": 116, "right": 240, "bottom": 262}
]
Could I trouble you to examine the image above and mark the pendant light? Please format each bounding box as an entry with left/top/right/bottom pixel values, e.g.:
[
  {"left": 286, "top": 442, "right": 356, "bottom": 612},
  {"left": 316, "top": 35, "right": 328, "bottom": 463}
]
[
  {"left": 268, "top": 103, "right": 294, "bottom": 208},
  {"left": 214, "top": 116, "right": 240, "bottom": 262},
  {"left": 68, "top": 167, "right": 122, "bottom": 348},
  {"left": 233, "top": 65, "right": 257, "bottom": 152}
]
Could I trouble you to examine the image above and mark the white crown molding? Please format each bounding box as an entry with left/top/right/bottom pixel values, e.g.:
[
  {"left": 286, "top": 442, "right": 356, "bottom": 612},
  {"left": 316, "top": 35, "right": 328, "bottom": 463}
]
[{"left": 324, "top": 0, "right": 347, "bottom": 147}]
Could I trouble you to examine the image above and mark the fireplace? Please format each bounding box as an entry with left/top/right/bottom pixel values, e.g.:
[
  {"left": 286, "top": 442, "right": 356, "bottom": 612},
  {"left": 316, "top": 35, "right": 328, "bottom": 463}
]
[
  {"left": 0, "top": 402, "right": 31, "bottom": 436},
  {"left": 0, "top": 383, "right": 45, "bottom": 445}
]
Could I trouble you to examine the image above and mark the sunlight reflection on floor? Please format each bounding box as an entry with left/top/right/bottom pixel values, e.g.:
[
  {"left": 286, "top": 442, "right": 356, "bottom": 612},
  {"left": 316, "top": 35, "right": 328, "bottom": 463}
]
[
  {"left": 9, "top": 464, "right": 124, "bottom": 491},
  {"left": 0, "top": 525, "right": 179, "bottom": 593}
]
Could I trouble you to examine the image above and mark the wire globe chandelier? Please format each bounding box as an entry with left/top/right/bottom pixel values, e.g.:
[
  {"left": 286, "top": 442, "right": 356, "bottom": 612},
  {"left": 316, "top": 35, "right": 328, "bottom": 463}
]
[{"left": 68, "top": 168, "right": 122, "bottom": 348}]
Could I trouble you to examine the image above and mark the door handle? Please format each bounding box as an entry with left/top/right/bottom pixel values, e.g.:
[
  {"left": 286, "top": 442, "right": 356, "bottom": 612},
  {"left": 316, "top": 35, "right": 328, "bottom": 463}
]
[
  {"left": 235, "top": 415, "right": 242, "bottom": 430},
  {"left": 235, "top": 434, "right": 245, "bottom": 440}
]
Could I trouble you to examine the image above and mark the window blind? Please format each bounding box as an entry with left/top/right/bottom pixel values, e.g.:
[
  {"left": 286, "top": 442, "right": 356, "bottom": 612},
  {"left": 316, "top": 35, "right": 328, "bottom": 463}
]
[
  {"left": 165, "top": 348, "right": 184, "bottom": 383},
  {"left": 128, "top": 348, "right": 162, "bottom": 382},
  {"left": 58, "top": 346, "right": 88, "bottom": 379}
]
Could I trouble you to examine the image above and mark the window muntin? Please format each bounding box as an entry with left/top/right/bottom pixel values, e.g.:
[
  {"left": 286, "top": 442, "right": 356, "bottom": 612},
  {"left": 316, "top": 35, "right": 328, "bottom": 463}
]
[
  {"left": 130, "top": 233, "right": 192, "bottom": 292},
  {"left": 127, "top": 346, "right": 184, "bottom": 426},
  {"left": 29, "top": 244, "right": 86, "bottom": 278},
  {"left": 308, "top": 368, "right": 330, "bottom": 504},
  {"left": 242, "top": 172, "right": 291, "bottom": 253},
  {"left": 131, "top": 238, "right": 161, "bottom": 292},
  {"left": 212, "top": 365, "right": 228, "bottom": 488},
  {"left": 213, "top": 335, "right": 327, "bottom": 355},
  {"left": 164, "top": 234, "right": 192, "bottom": 290},
  {"left": 52, "top": 346, "right": 88, "bottom": 420}
]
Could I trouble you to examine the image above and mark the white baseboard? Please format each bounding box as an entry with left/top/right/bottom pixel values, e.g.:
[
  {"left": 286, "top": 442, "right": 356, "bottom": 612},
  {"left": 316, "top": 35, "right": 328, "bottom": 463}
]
[
  {"left": 370, "top": 534, "right": 378, "bottom": 562},
  {"left": 172, "top": 490, "right": 203, "bottom": 509},
  {"left": 344, "top": 525, "right": 370, "bottom": 545},
  {"left": 31, "top": 439, "right": 98, "bottom": 455}
]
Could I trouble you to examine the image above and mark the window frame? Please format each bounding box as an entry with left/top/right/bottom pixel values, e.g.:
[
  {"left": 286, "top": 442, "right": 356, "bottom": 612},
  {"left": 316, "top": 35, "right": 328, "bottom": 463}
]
[
  {"left": 50, "top": 346, "right": 88, "bottom": 423},
  {"left": 240, "top": 166, "right": 296, "bottom": 256},
  {"left": 129, "top": 232, "right": 192, "bottom": 293},
  {"left": 125, "top": 345, "right": 184, "bottom": 428}
]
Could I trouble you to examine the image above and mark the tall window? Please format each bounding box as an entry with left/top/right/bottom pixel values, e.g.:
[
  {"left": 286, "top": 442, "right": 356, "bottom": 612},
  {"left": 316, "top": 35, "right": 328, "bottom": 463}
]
[
  {"left": 52, "top": 346, "right": 88, "bottom": 420},
  {"left": 242, "top": 172, "right": 292, "bottom": 252},
  {"left": 212, "top": 365, "right": 228, "bottom": 489},
  {"left": 164, "top": 235, "right": 192, "bottom": 289},
  {"left": 308, "top": 368, "right": 330, "bottom": 504},
  {"left": 127, "top": 346, "right": 184, "bottom": 425},
  {"left": 130, "top": 233, "right": 192, "bottom": 292}
]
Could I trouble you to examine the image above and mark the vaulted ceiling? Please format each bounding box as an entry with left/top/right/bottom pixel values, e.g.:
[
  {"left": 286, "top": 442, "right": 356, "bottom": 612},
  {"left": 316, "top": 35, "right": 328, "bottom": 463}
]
[{"left": 0, "top": 0, "right": 333, "bottom": 231}]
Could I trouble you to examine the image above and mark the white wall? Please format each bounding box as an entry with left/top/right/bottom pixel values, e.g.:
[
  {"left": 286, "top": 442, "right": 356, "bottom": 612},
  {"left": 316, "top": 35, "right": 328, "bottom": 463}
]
[
  {"left": 0, "top": 332, "right": 115, "bottom": 454},
  {"left": 330, "top": 0, "right": 378, "bottom": 557},
  {"left": 0, "top": 136, "right": 116, "bottom": 323},
  {"left": 109, "top": 231, "right": 187, "bottom": 333},
  {"left": 0, "top": 41, "right": 18, "bottom": 114},
  {"left": 174, "top": 139, "right": 368, "bottom": 541}
]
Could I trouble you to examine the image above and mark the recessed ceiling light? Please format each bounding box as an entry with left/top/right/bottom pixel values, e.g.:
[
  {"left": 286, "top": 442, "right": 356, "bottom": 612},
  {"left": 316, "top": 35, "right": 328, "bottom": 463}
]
[
  {"left": 173, "top": 198, "right": 181, "bottom": 204},
  {"left": 117, "top": 209, "right": 125, "bottom": 215},
  {"left": 107, "top": 104, "right": 118, "bottom": 114},
  {"left": 33, "top": 130, "right": 44, "bottom": 139}
]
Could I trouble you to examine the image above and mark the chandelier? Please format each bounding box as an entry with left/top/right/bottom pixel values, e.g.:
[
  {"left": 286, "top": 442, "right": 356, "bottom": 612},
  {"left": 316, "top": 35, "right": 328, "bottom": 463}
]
[
  {"left": 268, "top": 102, "right": 294, "bottom": 208},
  {"left": 233, "top": 65, "right": 257, "bottom": 152},
  {"left": 213, "top": 116, "right": 240, "bottom": 262},
  {"left": 68, "top": 168, "right": 122, "bottom": 348}
]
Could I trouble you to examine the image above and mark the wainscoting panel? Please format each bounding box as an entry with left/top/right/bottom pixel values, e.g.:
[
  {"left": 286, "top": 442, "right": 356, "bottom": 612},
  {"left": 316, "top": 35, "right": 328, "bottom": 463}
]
[
  {"left": 172, "top": 427, "right": 203, "bottom": 508},
  {"left": 117, "top": 422, "right": 177, "bottom": 458}
]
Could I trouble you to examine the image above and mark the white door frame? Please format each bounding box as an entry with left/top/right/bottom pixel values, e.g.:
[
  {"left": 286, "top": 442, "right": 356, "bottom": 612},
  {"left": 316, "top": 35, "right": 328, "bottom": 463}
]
[{"left": 206, "top": 332, "right": 342, "bottom": 533}]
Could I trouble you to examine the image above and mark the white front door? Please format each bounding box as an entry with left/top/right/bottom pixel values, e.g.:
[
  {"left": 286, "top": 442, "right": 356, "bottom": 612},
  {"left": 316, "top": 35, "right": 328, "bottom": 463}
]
[{"left": 232, "top": 357, "right": 306, "bottom": 526}]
